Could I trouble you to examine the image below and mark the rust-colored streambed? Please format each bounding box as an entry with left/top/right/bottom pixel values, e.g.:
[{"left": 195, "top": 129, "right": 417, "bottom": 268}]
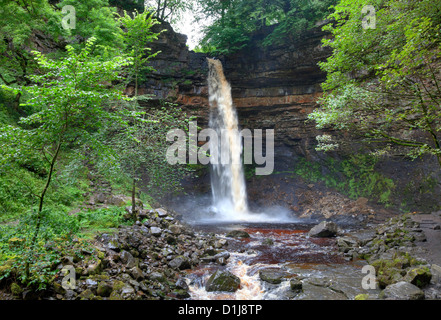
[{"left": 184, "top": 223, "right": 373, "bottom": 300}]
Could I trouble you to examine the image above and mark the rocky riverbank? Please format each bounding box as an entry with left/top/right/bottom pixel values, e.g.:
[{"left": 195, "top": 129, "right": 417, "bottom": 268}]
[
  {"left": 2, "top": 200, "right": 441, "bottom": 300},
  {"left": 335, "top": 213, "right": 441, "bottom": 299},
  {"left": 1, "top": 205, "right": 231, "bottom": 300}
]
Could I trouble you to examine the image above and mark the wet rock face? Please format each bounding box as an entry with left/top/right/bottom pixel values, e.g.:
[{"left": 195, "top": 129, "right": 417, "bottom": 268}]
[{"left": 138, "top": 21, "right": 441, "bottom": 213}]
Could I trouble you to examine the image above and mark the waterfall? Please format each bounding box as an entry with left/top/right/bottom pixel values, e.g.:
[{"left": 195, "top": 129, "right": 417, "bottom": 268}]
[{"left": 207, "top": 58, "right": 248, "bottom": 217}]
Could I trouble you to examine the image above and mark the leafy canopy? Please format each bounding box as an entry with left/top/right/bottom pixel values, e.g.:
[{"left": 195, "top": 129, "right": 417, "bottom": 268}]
[
  {"left": 195, "top": 0, "right": 336, "bottom": 54},
  {"left": 309, "top": 0, "right": 441, "bottom": 166}
]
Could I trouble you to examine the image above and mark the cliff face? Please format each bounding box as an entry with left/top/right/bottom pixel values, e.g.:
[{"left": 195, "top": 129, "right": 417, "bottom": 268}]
[
  {"left": 223, "top": 25, "right": 331, "bottom": 157},
  {"left": 137, "top": 22, "right": 330, "bottom": 159},
  {"left": 138, "top": 22, "right": 441, "bottom": 212}
]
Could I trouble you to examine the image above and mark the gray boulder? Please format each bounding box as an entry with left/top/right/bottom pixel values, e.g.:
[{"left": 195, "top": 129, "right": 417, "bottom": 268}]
[
  {"left": 259, "top": 269, "right": 288, "bottom": 284},
  {"left": 150, "top": 227, "right": 162, "bottom": 236},
  {"left": 120, "top": 250, "right": 136, "bottom": 268},
  {"left": 169, "top": 256, "right": 191, "bottom": 270},
  {"left": 155, "top": 208, "right": 168, "bottom": 217},
  {"left": 226, "top": 230, "right": 250, "bottom": 238},
  {"left": 381, "top": 281, "right": 425, "bottom": 300},
  {"left": 205, "top": 270, "right": 241, "bottom": 292},
  {"left": 308, "top": 221, "right": 338, "bottom": 238}
]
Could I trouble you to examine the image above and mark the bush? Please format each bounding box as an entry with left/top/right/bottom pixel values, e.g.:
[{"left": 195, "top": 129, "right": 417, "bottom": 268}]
[
  {"left": 0, "top": 209, "right": 82, "bottom": 290},
  {"left": 294, "top": 154, "right": 396, "bottom": 205},
  {"left": 0, "top": 205, "right": 126, "bottom": 290}
]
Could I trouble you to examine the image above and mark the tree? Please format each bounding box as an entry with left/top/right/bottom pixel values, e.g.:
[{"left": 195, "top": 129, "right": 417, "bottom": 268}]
[
  {"left": 145, "top": 0, "right": 194, "bottom": 23},
  {"left": 0, "top": 38, "right": 132, "bottom": 282},
  {"left": 0, "top": 0, "right": 127, "bottom": 114},
  {"left": 195, "top": 0, "right": 336, "bottom": 54},
  {"left": 57, "top": 0, "right": 124, "bottom": 51},
  {"left": 115, "top": 9, "right": 162, "bottom": 218},
  {"left": 308, "top": 0, "right": 441, "bottom": 167},
  {"left": 0, "top": 0, "right": 66, "bottom": 113},
  {"left": 118, "top": 9, "right": 161, "bottom": 99},
  {"left": 108, "top": 102, "right": 193, "bottom": 214}
]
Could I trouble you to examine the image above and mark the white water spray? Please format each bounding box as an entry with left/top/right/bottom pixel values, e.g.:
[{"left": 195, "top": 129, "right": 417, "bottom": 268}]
[
  {"left": 207, "top": 58, "right": 249, "bottom": 218},
  {"left": 205, "top": 59, "right": 296, "bottom": 223}
]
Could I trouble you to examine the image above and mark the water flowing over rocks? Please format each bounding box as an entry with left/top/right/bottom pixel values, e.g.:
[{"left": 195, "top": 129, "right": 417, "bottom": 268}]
[{"left": 205, "top": 270, "right": 241, "bottom": 292}]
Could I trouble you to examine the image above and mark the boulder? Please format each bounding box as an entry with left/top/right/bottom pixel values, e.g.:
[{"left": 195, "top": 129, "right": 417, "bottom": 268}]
[
  {"left": 205, "top": 270, "right": 241, "bottom": 292},
  {"left": 97, "top": 282, "right": 113, "bottom": 297},
  {"left": 149, "top": 271, "right": 166, "bottom": 282},
  {"left": 381, "top": 281, "right": 424, "bottom": 300},
  {"left": 130, "top": 267, "right": 144, "bottom": 281},
  {"left": 120, "top": 250, "right": 136, "bottom": 268},
  {"left": 201, "top": 251, "right": 230, "bottom": 264},
  {"left": 176, "top": 278, "right": 189, "bottom": 290},
  {"left": 169, "top": 224, "right": 183, "bottom": 235},
  {"left": 404, "top": 267, "right": 432, "bottom": 288},
  {"left": 259, "top": 269, "right": 288, "bottom": 284},
  {"left": 308, "top": 221, "right": 338, "bottom": 238},
  {"left": 107, "top": 195, "right": 128, "bottom": 207},
  {"left": 226, "top": 230, "right": 250, "bottom": 238},
  {"left": 290, "top": 278, "right": 303, "bottom": 291},
  {"left": 155, "top": 208, "right": 168, "bottom": 217},
  {"left": 85, "top": 259, "right": 102, "bottom": 275},
  {"left": 150, "top": 227, "right": 162, "bottom": 236},
  {"left": 78, "top": 289, "right": 95, "bottom": 300},
  {"left": 96, "top": 193, "right": 107, "bottom": 204},
  {"left": 168, "top": 256, "right": 191, "bottom": 270}
]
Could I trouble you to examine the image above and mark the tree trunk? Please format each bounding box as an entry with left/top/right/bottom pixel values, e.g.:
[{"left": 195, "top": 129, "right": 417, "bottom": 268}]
[
  {"left": 25, "top": 141, "right": 62, "bottom": 281},
  {"left": 132, "top": 178, "right": 137, "bottom": 220}
]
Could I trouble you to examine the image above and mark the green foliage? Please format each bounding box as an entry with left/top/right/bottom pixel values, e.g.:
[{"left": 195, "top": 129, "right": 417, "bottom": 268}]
[
  {"left": 0, "top": 38, "right": 134, "bottom": 285},
  {"left": 0, "top": 0, "right": 66, "bottom": 103},
  {"left": 0, "top": 89, "right": 20, "bottom": 125},
  {"left": 109, "top": 0, "right": 145, "bottom": 12},
  {"left": 145, "top": 0, "right": 194, "bottom": 23},
  {"left": 262, "top": 0, "right": 337, "bottom": 46},
  {"left": 0, "top": 205, "right": 125, "bottom": 289},
  {"left": 0, "top": 209, "right": 81, "bottom": 289},
  {"left": 76, "top": 206, "right": 126, "bottom": 232},
  {"left": 309, "top": 0, "right": 441, "bottom": 166},
  {"left": 57, "top": 0, "right": 124, "bottom": 52},
  {"left": 294, "top": 154, "right": 395, "bottom": 204},
  {"left": 117, "top": 9, "right": 161, "bottom": 95},
  {"left": 196, "top": 0, "right": 336, "bottom": 54}
]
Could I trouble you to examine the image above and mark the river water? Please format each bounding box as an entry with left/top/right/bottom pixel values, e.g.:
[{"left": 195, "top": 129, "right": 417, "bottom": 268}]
[{"left": 184, "top": 222, "right": 376, "bottom": 300}]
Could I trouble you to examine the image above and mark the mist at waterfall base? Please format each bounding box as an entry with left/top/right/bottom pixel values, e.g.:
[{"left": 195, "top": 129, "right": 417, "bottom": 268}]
[{"left": 178, "top": 59, "right": 299, "bottom": 225}]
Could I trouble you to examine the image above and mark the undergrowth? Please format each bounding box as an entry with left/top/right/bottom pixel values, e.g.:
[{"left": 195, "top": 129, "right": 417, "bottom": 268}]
[
  {"left": 292, "top": 154, "right": 396, "bottom": 205},
  {"left": 0, "top": 206, "right": 127, "bottom": 290}
]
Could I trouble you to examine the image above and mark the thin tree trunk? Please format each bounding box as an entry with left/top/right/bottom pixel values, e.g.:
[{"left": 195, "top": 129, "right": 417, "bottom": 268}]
[
  {"left": 25, "top": 141, "right": 62, "bottom": 281},
  {"left": 131, "top": 178, "right": 137, "bottom": 220}
]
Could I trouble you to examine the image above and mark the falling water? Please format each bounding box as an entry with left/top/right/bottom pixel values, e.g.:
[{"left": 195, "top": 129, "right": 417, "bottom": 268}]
[{"left": 207, "top": 58, "right": 248, "bottom": 217}]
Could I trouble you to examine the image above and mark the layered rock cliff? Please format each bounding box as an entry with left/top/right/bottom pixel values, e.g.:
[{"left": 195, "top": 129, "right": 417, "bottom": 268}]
[
  {"left": 136, "top": 22, "right": 331, "bottom": 157},
  {"left": 137, "top": 21, "right": 440, "bottom": 213}
]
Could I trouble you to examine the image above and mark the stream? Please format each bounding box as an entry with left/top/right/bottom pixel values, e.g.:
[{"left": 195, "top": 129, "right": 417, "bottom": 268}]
[{"left": 183, "top": 222, "right": 378, "bottom": 300}]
